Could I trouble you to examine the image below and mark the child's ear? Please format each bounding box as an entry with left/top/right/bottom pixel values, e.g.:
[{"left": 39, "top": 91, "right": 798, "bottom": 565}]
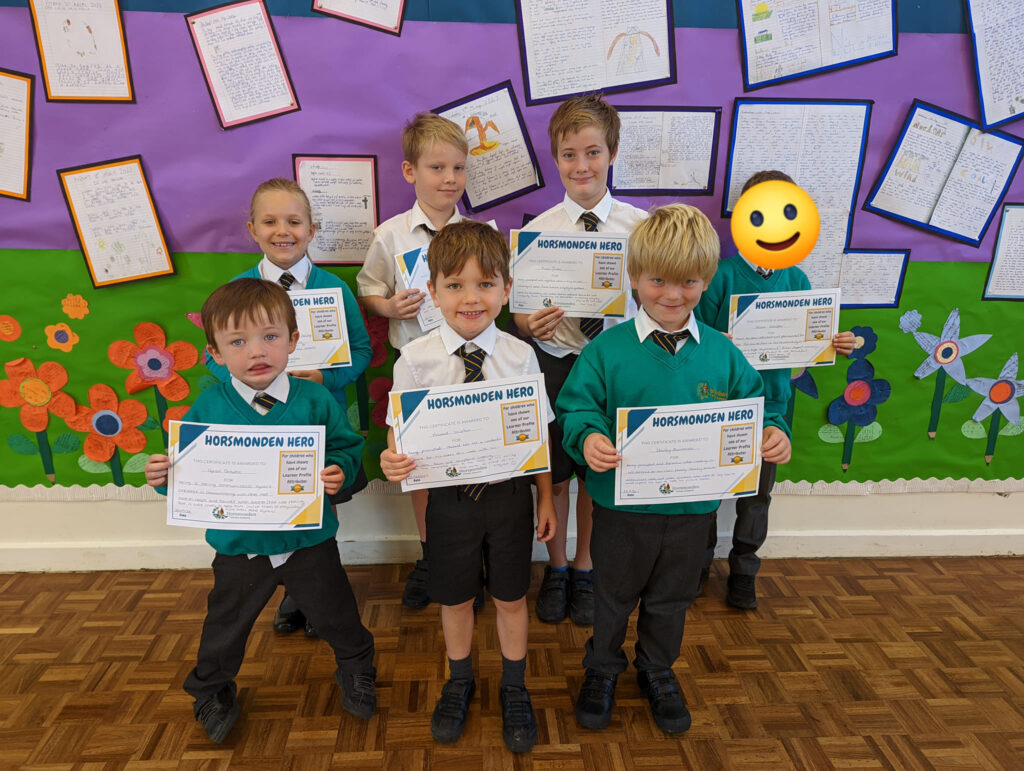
[
  {"left": 401, "top": 160, "right": 416, "bottom": 184},
  {"left": 246, "top": 220, "right": 258, "bottom": 243},
  {"left": 427, "top": 279, "right": 439, "bottom": 305},
  {"left": 206, "top": 343, "right": 225, "bottom": 366},
  {"left": 288, "top": 329, "right": 299, "bottom": 354},
  {"left": 502, "top": 278, "right": 512, "bottom": 306}
]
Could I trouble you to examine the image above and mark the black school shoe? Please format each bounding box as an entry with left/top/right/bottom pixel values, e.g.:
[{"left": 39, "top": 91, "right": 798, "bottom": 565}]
[
  {"left": 568, "top": 568, "right": 595, "bottom": 625},
  {"left": 499, "top": 685, "right": 538, "bottom": 752},
  {"left": 402, "top": 559, "right": 431, "bottom": 609},
  {"left": 574, "top": 669, "right": 617, "bottom": 729},
  {"left": 335, "top": 667, "right": 377, "bottom": 720},
  {"left": 726, "top": 573, "right": 758, "bottom": 609},
  {"left": 194, "top": 688, "right": 241, "bottom": 744},
  {"left": 637, "top": 668, "right": 691, "bottom": 735},
  {"left": 272, "top": 605, "right": 306, "bottom": 634},
  {"left": 535, "top": 566, "right": 569, "bottom": 623},
  {"left": 431, "top": 678, "right": 475, "bottom": 742}
]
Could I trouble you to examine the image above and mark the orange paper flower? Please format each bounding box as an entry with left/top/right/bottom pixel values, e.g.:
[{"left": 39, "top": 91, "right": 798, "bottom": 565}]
[
  {"left": 162, "top": 404, "right": 189, "bottom": 432},
  {"left": 0, "top": 315, "right": 21, "bottom": 342},
  {"left": 61, "top": 294, "right": 90, "bottom": 320},
  {"left": 0, "top": 358, "right": 77, "bottom": 431},
  {"left": 45, "top": 322, "right": 79, "bottom": 352},
  {"left": 108, "top": 322, "right": 199, "bottom": 401},
  {"left": 66, "top": 384, "right": 147, "bottom": 462}
]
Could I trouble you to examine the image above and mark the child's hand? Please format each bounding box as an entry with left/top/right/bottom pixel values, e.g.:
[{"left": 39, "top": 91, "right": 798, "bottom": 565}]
[
  {"left": 526, "top": 305, "right": 565, "bottom": 341},
  {"left": 380, "top": 448, "right": 415, "bottom": 482},
  {"left": 321, "top": 464, "right": 346, "bottom": 495},
  {"left": 144, "top": 454, "right": 171, "bottom": 487},
  {"left": 761, "top": 426, "right": 792, "bottom": 464},
  {"left": 289, "top": 369, "right": 324, "bottom": 385},
  {"left": 833, "top": 330, "right": 856, "bottom": 356},
  {"left": 583, "top": 432, "right": 621, "bottom": 472},
  {"left": 535, "top": 495, "right": 557, "bottom": 543},
  {"left": 386, "top": 289, "right": 425, "bottom": 320}
]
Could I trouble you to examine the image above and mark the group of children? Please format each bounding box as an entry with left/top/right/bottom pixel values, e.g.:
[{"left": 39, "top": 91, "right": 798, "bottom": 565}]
[{"left": 144, "top": 93, "right": 854, "bottom": 751}]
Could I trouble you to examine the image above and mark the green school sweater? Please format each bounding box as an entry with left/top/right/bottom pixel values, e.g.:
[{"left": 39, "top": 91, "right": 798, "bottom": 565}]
[
  {"left": 556, "top": 319, "right": 789, "bottom": 515},
  {"left": 696, "top": 256, "right": 811, "bottom": 419}
]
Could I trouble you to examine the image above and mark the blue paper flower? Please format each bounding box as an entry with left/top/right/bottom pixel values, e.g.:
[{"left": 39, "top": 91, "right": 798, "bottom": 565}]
[
  {"left": 968, "top": 353, "right": 1024, "bottom": 425},
  {"left": 848, "top": 326, "right": 877, "bottom": 360},
  {"left": 911, "top": 308, "right": 989, "bottom": 385},
  {"left": 828, "top": 359, "right": 891, "bottom": 427},
  {"left": 791, "top": 368, "right": 819, "bottom": 399}
]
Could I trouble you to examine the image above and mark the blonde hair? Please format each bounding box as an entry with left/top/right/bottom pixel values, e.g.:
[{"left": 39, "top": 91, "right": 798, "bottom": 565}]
[
  {"left": 741, "top": 169, "right": 795, "bottom": 193},
  {"left": 249, "top": 177, "right": 313, "bottom": 224},
  {"left": 628, "top": 204, "right": 720, "bottom": 284},
  {"left": 201, "top": 278, "right": 297, "bottom": 350},
  {"left": 427, "top": 221, "right": 510, "bottom": 285},
  {"left": 402, "top": 112, "right": 469, "bottom": 164},
  {"left": 548, "top": 93, "right": 620, "bottom": 157}
]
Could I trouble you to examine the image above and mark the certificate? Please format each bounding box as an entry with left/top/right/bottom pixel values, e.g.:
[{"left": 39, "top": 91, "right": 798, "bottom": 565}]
[
  {"left": 0, "top": 68, "right": 33, "bottom": 201},
  {"left": 287, "top": 287, "right": 352, "bottom": 370},
  {"left": 293, "top": 154, "right": 378, "bottom": 264},
  {"left": 509, "top": 230, "right": 630, "bottom": 318},
  {"left": 728, "top": 289, "right": 841, "bottom": 370},
  {"left": 166, "top": 420, "right": 326, "bottom": 530},
  {"left": 394, "top": 246, "right": 443, "bottom": 333},
  {"left": 391, "top": 374, "right": 550, "bottom": 491},
  {"left": 615, "top": 398, "right": 764, "bottom": 506}
]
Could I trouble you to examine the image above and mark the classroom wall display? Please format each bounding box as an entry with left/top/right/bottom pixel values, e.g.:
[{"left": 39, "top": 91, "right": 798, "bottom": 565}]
[
  {"left": 311, "top": 0, "right": 406, "bottom": 35},
  {"left": 293, "top": 154, "right": 379, "bottom": 264},
  {"left": 1, "top": 9, "right": 1022, "bottom": 492}
]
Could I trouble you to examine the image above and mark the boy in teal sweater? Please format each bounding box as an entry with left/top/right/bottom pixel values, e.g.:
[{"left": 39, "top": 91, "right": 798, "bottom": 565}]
[
  {"left": 145, "top": 278, "right": 375, "bottom": 743},
  {"left": 557, "top": 204, "right": 792, "bottom": 735}
]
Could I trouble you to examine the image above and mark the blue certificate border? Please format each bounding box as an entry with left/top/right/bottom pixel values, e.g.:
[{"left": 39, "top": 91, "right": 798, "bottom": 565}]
[
  {"left": 983, "top": 203, "right": 1024, "bottom": 302},
  {"left": 735, "top": 0, "right": 897, "bottom": 92},
  {"left": 863, "top": 99, "right": 1024, "bottom": 247},
  {"left": 840, "top": 249, "right": 910, "bottom": 309},
  {"left": 433, "top": 80, "right": 544, "bottom": 213},
  {"left": 964, "top": 0, "right": 1024, "bottom": 131},
  {"left": 514, "top": 0, "right": 677, "bottom": 106},
  {"left": 608, "top": 105, "right": 721, "bottom": 196}
]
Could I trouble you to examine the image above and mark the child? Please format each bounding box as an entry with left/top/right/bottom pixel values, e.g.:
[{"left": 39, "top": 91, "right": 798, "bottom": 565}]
[
  {"left": 696, "top": 170, "right": 854, "bottom": 609},
  {"left": 557, "top": 204, "right": 792, "bottom": 735},
  {"left": 145, "top": 278, "right": 375, "bottom": 743},
  {"left": 357, "top": 112, "right": 470, "bottom": 609},
  {"left": 205, "top": 178, "right": 373, "bottom": 638},
  {"left": 512, "top": 93, "right": 647, "bottom": 627},
  {"left": 380, "top": 221, "right": 557, "bottom": 753}
]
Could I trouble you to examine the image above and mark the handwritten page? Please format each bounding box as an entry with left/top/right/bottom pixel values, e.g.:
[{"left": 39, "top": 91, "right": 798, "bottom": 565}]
[
  {"left": 186, "top": 0, "right": 298, "bottom": 128},
  {"left": 985, "top": 205, "right": 1024, "bottom": 300},
  {"left": 838, "top": 250, "right": 908, "bottom": 307},
  {"left": 313, "top": 0, "right": 406, "bottom": 34},
  {"left": 739, "top": 0, "right": 894, "bottom": 88},
  {"left": 28, "top": 0, "right": 133, "bottom": 100},
  {"left": 435, "top": 83, "right": 540, "bottom": 211},
  {"left": 517, "top": 0, "right": 673, "bottom": 103},
  {"left": 294, "top": 155, "right": 377, "bottom": 264},
  {"left": 966, "top": 0, "right": 1024, "bottom": 128},
  {"left": 612, "top": 108, "right": 718, "bottom": 193},
  {"left": 58, "top": 157, "right": 174, "bottom": 287},
  {"left": 0, "top": 70, "right": 32, "bottom": 200}
]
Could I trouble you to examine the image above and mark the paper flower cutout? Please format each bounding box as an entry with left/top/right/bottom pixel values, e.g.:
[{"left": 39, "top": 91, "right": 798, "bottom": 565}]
[
  {"left": 108, "top": 322, "right": 199, "bottom": 400},
  {"left": 848, "top": 325, "right": 878, "bottom": 360},
  {"left": 185, "top": 312, "right": 204, "bottom": 329},
  {"left": 828, "top": 359, "right": 891, "bottom": 427},
  {"left": 968, "top": 353, "right": 1023, "bottom": 425},
  {"left": 66, "top": 384, "right": 147, "bottom": 462},
  {"left": 0, "top": 315, "right": 21, "bottom": 342},
  {"left": 61, "top": 294, "right": 90, "bottom": 320},
  {"left": 365, "top": 314, "right": 390, "bottom": 368},
  {"left": 898, "top": 310, "right": 922, "bottom": 335},
  {"left": 0, "top": 358, "right": 77, "bottom": 432},
  {"left": 911, "top": 308, "right": 989, "bottom": 385},
  {"left": 45, "top": 322, "right": 79, "bottom": 353},
  {"left": 369, "top": 376, "right": 392, "bottom": 428},
  {"left": 791, "top": 368, "right": 818, "bottom": 399},
  {"left": 162, "top": 404, "right": 189, "bottom": 432}
]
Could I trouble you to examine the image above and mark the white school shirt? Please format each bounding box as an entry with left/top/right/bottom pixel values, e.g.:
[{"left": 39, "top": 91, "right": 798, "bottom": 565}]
[
  {"left": 356, "top": 200, "right": 464, "bottom": 350},
  {"left": 258, "top": 254, "right": 312, "bottom": 289},
  {"left": 387, "top": 321, "right": 554, "bottom": 427},
  {"left": 524, "top": 190, "right": 646, "bottom": 358},
  {"left": 633, "top": 306, "right": 701, "bottom": 352}
]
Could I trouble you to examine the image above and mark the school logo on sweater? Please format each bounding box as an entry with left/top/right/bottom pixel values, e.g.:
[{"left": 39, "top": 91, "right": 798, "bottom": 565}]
[{"left": 697, "top": 382, "right": 728, "bottom": 402}]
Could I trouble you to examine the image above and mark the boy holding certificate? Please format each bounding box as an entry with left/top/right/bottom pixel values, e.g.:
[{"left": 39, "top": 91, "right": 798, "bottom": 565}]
[
  {"left": 357, "top": 112, "right": 470, "bottom": 610},
  {"left": 696, "top": 170, "right": 854, "bottom": 610},
  {"left": 145, "top": 279, "right": 376, "bottom": 743},
  {"left": 513, "top": 93, "right": 647, "bottom": 627},
  {"left": 380, "top": 221, "right": 557, "bottom": 753},
  {"left": 557, "top": 204, "right": 792, "bottom": 735}
]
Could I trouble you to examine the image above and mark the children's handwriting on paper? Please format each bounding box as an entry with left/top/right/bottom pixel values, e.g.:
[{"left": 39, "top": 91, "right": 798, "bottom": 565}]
[
  {"left": 614, "top": 110, "right": 715, "bottom": 191},
  {"left": 297, "top": 159, "right": 376, "bottom": 262},
  {"left": 34, "top": 0, "right": 131, "bottom": 97},
  {"left": 986, "top": 206, "right": 1024, "bottom": 298},
  {"left": 970, "top": 0, "right": 1024, "bottom": 126}
]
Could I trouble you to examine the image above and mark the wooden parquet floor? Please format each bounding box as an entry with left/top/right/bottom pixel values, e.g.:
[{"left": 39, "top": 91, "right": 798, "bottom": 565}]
[{"left": 2, "top": 557, "right": 1024, "bottom": 770}]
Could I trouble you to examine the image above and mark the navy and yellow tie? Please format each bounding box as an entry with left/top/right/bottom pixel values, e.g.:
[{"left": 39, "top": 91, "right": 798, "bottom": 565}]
[
  {"left": 755, "top": 265, "right": 773, "bottom": 279},
  {"left": 580, "top": 211, "right": 600, "bottom": 231},
  {"left": 578, "top": 212, "right": 605, "bottom": 340},
  {"left": 278, "top": 271, "right": 296, "bottom": 290},
  {"left": 422, "top": 224, "right": 438, "bottom": 238},
  {"left": 650, "top": 329, "right": 690, "bottom": 355},
  {"left": 253, "top": 392, "right": 278, "bottom": 411},
  {"left": 458, "top": 345, "right": 488, "bottom": 500}
]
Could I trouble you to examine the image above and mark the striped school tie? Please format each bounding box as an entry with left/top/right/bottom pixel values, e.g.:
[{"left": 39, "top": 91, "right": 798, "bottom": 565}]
[
  {"left": 579, "top": 211, "right": 600, "bottom": 231},
  {"left": 458, "top": 345, "right": 488, "bottom": 501},
  {"left": 253, "top": 392, "right": 279, "bottom": 411},
  {"left": 754, "top": 265, "right": 773, "bottom": 279},
  {"left": 278, "top": 271, "right": 296, "bottom": 290},
  {"left": 649, "top": 329, "right": 690, "bottom": 355},
  {"left": 578, "top": 212, "right": 605, "bottom": 340},
  {"left": 422, "top": 224, "right": 437, "bottom": 237}
]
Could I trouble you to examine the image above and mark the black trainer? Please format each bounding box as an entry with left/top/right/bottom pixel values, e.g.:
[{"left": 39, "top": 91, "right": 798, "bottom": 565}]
[
  {"left": 194, "top": 689, "right": 241, "bottom": 743},
  {"left": 574, "top": 669, "right": 617, "bottom": 729},
  {"left": 726, "top": 573, "right": 757, "bottom": 609},
  {"left": 272, "top": 604, "right": 306, "bottom": 634},
  {"left": 335, "top": 667, "right": 377, "bottom": 720},
  {"left": 568, "top": 568, "right": 594, "bottom": 626},
  {"left": 431, "top": 678, "right": 475, "bottom": 743},
  {"left": 402, "top": 559, "right": 430, "bottom": 609},
  {"left": 535, "top": 566, "right": 569, "bottom": 623},
  {"left": 303, "top": 622, "right": 318, "bottom": 638},
  {"left": 637, "top": 668, "right": 691, "bottom": 735},
  {"left": 499, "top": 685, "right": 538, "bottom": 752}
]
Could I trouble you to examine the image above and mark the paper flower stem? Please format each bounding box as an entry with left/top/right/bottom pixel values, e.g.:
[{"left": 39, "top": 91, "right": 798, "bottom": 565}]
[
  {"left": 784, "top": 389, "right": 796, "bottom": 431},
  {"left": 985, "top": 412, "right": 1001, "bottom": 465},
  {"left": 841, "top": 421, "right": 855, "bottom": 472},
  {"left": 154, "top": 390, "right": 168, "bottom": 447},
  {"left": 35, "top": 430, "right": 55, "bottom": 482},
  {"left": 927, "top": 368, "right": 947, "bottom": 439},
  {"left": 110, "top": 448, "right": 124, "bottom": 487}
]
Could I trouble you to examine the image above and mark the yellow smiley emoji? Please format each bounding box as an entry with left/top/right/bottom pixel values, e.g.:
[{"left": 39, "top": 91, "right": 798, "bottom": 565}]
[{"left": 731, "top": 180, "right": 820, "bottom": 270}]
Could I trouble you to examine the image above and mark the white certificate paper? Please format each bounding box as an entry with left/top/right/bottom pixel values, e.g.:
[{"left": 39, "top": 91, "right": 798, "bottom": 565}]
[
  {"left": 294, "top": 155, "right": 378, "bottom": 264},
  {"left": 615, "top": 398, "right": 764, "bottom": 506},
  {"left": 287, "top": 287, "right": 351, "bottom": 370},
  {"left": 0, "top": 69, "right": 32, "bottom": 200},
  {"left": 510, "top": 230, "right": 629, "bottom": 318},
  {"left": 391, "top": 374, "right": 550, "bottom": 491},
  {"left": 728, "top": 289, "right": 840, "bottom": 370},
  {"left": 394, "top": 246, "right": 443, "bottom": 333},
  {"left": 166, "top": 420, "right": 326, "bottom": 530}
]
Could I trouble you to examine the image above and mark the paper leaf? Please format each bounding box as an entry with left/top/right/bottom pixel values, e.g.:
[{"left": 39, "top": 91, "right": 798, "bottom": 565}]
[
  {"left": 7, "top": 434, "right": 39, "bottom": 456},
  {"left": 961, "top": 420, "right": 986, "bottom": 439},
  {"left": 347, "top": 402, "right": 361, "bottom": 432},
  {"left": 77, "top": 455, "right": 111, "bottom": 474},
  {"left": 139, "top": 416, "right": 159, "bottom": 431},
  {"left": 1000, "top": 421, "right": 1023, "bottom": 437},
  {"left": 52, "top": 432, "right": 82, "bottom": 454},
  {"left": 818, "top": 424, "right": 844, "bottom": 444},
  {"left": 123, "top": 453, "right": 150, "bottom": 473},
  {"left": 197, "top": 375, "right": 220, "bottom": 392},
  {"left": 854, "top": 422, "right": 882, "bottom": 443},
  {"left": 943, "top": 383, "right": 972, "bottom": 403}
]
